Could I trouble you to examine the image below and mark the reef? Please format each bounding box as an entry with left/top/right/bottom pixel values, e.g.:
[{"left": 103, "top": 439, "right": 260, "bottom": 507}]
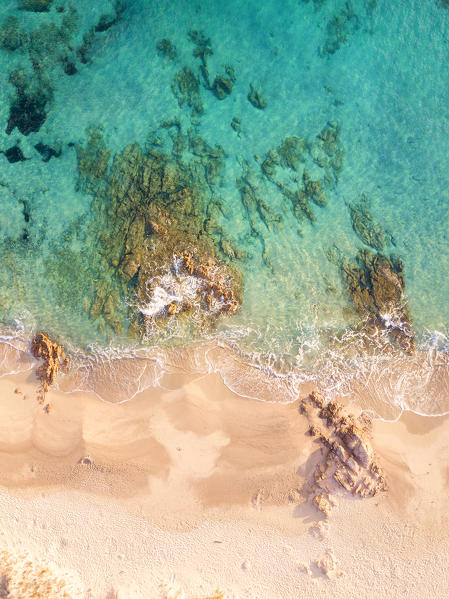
[
  {"left": 186, "top": 30, "right": 236, "bottom": 103},
  {"left": 341, "top": 249, "right": 414, "bottom": 352},
  {"left": 19, "top": 0, "right": 53, "bottom": 11},
  {"left": 75, "top": 127, "right": 111, "bottom": 192},
  {"left": 260, "top": 121, "right": 344, "bottom": 229},
  {"left": 157, "top": 38, "right": 177, "bottom": 60},
  {"left": 31, "top": 332, "right": 69, "bottom": 408},
  {"left": 349, "top": 194, "right": 390, "bottom": 250},
  {"left": 171, "top": 66, "right": 204, "bottom": 115},
  {"left": 300, "top": 391, "right": 387, "bottom": 516},
  {"left": 212, "top": 74, "right": 233, "bottom": 100},
  {"left": 76, "top": 129, "right": 241, "bottom": 339},
  {"left": 320, "top": 2, "right": 359, "bottom": 56},
  {"left": 6, "top": 70, "right": 52, "bottom": 136},
  {"left": 0, "top": 16, "right": 26, "bottom": 52},
  {"left": 248, "top": 83, "right": 266, "bottom": 109},
  {"left": 1, "top": 145, "right": 27, "bottom": 163},
  {"left": 34, "top": 141, "right": 62, "bottom": 162}
]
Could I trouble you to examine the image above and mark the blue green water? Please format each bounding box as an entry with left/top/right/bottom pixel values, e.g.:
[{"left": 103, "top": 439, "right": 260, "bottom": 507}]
[{"left": 0, "top": 0, "right": 448, "bottom": 418}]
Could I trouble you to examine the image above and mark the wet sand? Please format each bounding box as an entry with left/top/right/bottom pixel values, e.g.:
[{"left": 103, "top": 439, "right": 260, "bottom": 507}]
[{"left": 0, "top": 361, "right": 448, "bottom": 598}]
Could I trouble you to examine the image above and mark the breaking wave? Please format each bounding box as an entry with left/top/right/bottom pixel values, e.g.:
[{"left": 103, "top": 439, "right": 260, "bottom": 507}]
[{"left": 1, "top": 319, "right": 448, "bottom": 422}]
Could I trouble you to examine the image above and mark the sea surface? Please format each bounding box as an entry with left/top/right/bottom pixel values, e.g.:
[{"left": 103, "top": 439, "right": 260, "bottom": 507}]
[{"left": 0, "top": 0, "right": 448, "bottom": 419}]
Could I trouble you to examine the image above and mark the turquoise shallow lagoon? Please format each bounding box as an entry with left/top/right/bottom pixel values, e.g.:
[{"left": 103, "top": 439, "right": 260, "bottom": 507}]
[{"left": 0, "top": 0, "right": 448, "bottom": 418}]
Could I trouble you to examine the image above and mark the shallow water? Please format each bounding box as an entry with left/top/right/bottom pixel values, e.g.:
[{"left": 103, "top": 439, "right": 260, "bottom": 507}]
[{"left": 0, "top": 0, "right": 448, "bottom": 418}]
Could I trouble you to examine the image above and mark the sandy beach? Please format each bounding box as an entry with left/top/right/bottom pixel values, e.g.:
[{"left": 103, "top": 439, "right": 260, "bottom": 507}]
[{"left": 0, "top": 349, "right": 447, "bottom": 599}]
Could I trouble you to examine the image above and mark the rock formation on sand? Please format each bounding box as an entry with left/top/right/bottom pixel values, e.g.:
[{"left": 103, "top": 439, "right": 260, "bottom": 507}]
[
  {"left": 31, "top": 332, "right": 69, "bottom": 407},
  {"left": 300, "top": 391, "right": 387, "bottom": 516}
]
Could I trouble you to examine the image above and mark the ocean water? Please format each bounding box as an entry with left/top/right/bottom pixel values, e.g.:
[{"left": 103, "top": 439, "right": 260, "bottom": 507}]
[{"left": 0, "top": 0, "right": 448, "bottom": 419}]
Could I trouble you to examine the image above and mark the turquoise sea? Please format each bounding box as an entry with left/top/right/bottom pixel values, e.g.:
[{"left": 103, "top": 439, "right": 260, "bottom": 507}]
[{"left": 0, "top": 0, "right": 448, "bottom": 419}]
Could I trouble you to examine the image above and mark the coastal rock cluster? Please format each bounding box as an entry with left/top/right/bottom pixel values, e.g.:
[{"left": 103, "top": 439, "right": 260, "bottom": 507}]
[
  {"left": 31, "top": 332, "right": 69, "bottom": 409},
  {"left": 300, "top": 391, "right": 387, "bottom": 516},
  {"left": 76, "top": 130, "right": 241, "bottom": 339},
  {"left": 341, "top": 249, "right": 414, "bottom": 352}
]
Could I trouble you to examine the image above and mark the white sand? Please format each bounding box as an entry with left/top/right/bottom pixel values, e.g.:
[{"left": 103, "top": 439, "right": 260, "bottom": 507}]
[{"left": 0, "top": 364, "right": 448, "bottom": 598}]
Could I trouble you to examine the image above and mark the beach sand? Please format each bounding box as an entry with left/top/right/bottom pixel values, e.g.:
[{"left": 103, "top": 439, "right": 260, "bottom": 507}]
[{"left": 0, "top": 362, "right": 448, "bottom": 598}]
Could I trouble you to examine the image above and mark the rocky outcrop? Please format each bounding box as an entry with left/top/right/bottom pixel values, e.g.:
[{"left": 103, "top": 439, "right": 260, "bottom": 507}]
[
  {"left": 31, "top": 332, "right": 69, "bottom": 407},
  {"left": 76, "top": 130, "right": 241, "bottom": 339},
  {"left": 300, "top": 391, "right": 387, "bottom": 516},
  {"left": 341, "top": 249, "right": 414, "bottom": 351}
]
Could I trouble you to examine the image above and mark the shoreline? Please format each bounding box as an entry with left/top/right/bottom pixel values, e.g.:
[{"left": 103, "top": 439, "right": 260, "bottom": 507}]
[
  {"left": 1, "top": 332, "right": 449, "bottom": 419},
  {"left": 0, "top": 362, "right": 448, "bottom": 597}
]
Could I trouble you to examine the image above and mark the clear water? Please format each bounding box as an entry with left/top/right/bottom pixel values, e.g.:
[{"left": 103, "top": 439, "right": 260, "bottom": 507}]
[{"left": 0, "top": 0, "right": 448, "bottom": 418}]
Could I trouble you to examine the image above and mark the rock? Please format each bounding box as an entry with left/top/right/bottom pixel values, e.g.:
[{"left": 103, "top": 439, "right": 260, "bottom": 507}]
[
  {"left": 31, "top": 332, "right": 69, "bottom": 403},
  {"left": 19, "top": 0, "right": 53, "bottom": 11},
  {"left": 313, "top": 493, "right": 331, "bottom": 516},
  {"left": 248, "top": 84, "right": 266, "bottom": 110},
  {"left": 212, "top": 75, "right": 233, "bottom": 99},
  {"left": 341, "top": 249, "right": 414, "bottom": 351},
  {"left": 300, "top": 392, "right": 387, "bottom": 514},
  {"left": 277, "top": 136, "right": 307, "bottom": 171},
  {"left": 0, "top": 16, "right": 26, "bottom": 51},
  {"left": 349, "top": 195, "right": 388, "bottom": 250},
  {"left": 2, "top": 146, "right": 27, "bottom": 163},
  {"left": 34, "top": 142, "right": 61, "bottom": 162},
  {"left": 156, "top": 38, "right": 177, "bottom": 60},
  {"left": 171, "top": 67, "right": 204, "bottom": 114}
]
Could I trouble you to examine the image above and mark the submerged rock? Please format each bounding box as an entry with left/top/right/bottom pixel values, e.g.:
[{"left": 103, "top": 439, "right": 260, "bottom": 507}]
[
  {"left": 171, "top": 67, "right": 204, "bottom": 115},
  {"left": 6, "top": 74, "right": 50, "bottom": 136},
  {"left": 349, "top": 195, "right": 389, "bottom": 250},
  {"left": 75, "top": 127, "right": 110, "bottom": 192},
  {"left": 0, "top": 16, "right": 26, "bottom": 52},
  {"left": 341, "top": 249, "right": 414, "bottom": 351},
  {"left": 248, "top": 84, "right": 267, "bottom": 110},
  {"left": 19, "top": 0, "right": 53, "bottom": 11},
  {"left": 34, "top": 141, "right": 61, "bottom": 162},
  {"left": 212, "top": 75, "right": 233, "bottom": 99},
  {"left": 2, "top": 146, "right": 27, "bottom": 163},
  {"left": 76, "top": 130, "right": 241, "bottom": 339},
  {"left": 320, "top": 2, "right": 359, "bottom": 56},
  {"left": 277, "top": 136, "right": 308, "bottom": 171},
  {"left": 157, "top": 38, "right": 177, "bottom": 60}
]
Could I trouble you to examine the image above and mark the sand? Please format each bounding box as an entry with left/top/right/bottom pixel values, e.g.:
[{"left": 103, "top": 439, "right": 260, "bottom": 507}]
[{"left": 0, "top": 360, "right": 448, "bottom": 598}]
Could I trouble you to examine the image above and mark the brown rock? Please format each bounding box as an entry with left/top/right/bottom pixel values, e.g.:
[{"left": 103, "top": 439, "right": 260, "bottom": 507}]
[{"left": 31, "top": 333, "right": 69, "bottom": 403}]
